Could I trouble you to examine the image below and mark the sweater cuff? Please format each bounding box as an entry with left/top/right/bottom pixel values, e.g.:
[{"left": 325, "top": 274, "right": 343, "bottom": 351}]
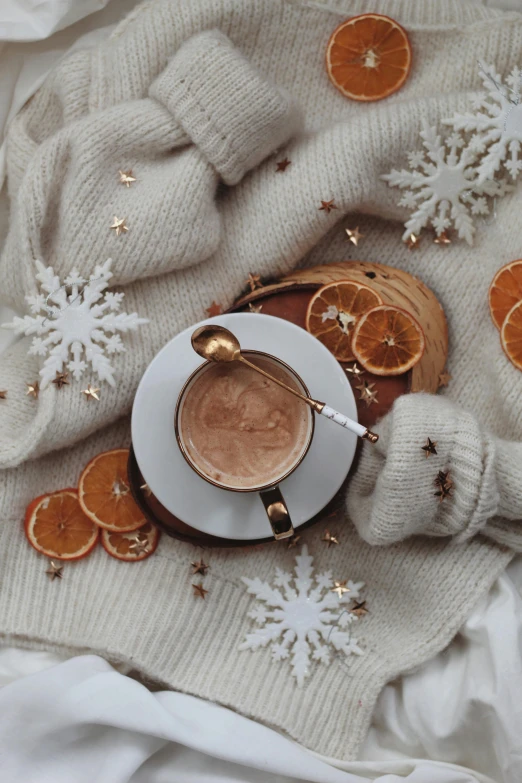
[
  {"left": 346, "top": 393, "right": 500, "bottom": 546},
  {"left": 149, "top": 30, "right": 301, "bottom": 185}
]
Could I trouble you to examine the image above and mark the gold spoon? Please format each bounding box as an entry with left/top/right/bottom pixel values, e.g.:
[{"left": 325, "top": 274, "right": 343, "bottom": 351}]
[{"left": 191, "top": 325, "right": 378, "bottom": 443}]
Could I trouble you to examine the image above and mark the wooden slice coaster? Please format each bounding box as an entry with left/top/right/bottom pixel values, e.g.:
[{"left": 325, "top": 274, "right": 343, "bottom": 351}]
[{"left": 128, "top": 262, "right": 448, "bottom": 547}]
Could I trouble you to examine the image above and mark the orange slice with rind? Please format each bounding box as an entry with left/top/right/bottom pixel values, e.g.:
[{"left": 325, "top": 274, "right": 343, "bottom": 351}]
[
  {"left": 306, "top": 280, "right": 382, "bottom": 361},
  {"left": 489, "top": 260, "right": 522, "bottom": 330},
  {"left": 101, "top": 522, "right": 160, "bottom": 562},
  {"left": 25, "top": 488, "right": 99, "bottom": 560},
  {"left": 79, "top": 448, "right": 145, "bottom": 532},
  {"left": 326, "top": 13, "right": 412, "bottom": 102},
  {"left": 501, "top": 300, "right": 522, "bottom": 371},
  {"left": 352, "top": 304, "right": 425, "bottom": 375}
]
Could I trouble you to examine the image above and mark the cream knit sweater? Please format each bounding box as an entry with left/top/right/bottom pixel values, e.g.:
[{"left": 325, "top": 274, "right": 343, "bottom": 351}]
[{"left": 1, "top": 0, "right": 521, "bottom": 761}]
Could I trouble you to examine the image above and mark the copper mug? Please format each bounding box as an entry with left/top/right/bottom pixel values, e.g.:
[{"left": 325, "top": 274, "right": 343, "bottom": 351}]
[{"left": 174, "top": 351, "right": 315, "bottom": 540}]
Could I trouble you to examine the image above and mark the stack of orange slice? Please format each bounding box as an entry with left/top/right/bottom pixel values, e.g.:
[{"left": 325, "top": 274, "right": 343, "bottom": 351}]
[
  {"left": 489, "top": 260, "right": 522, "bottom": 371},
  {"left": 306, "top": 279, "right": 425, "bottom": 375},
  {"left": 25, "top": 449, "right": 159, "bottom": 563}
]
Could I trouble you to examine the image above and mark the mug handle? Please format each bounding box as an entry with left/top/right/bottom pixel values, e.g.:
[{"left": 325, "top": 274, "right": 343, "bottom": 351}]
[{"left": 259, "top": 486, "right": 294, "bottom": 540}]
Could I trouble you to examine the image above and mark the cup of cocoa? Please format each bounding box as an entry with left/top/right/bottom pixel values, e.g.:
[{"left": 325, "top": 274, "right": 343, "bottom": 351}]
[{"left": 174, "top": 351, "right": 315, "bottom": 540}]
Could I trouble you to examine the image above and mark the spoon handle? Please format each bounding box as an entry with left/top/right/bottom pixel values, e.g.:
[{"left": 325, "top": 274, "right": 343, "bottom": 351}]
[{"left": 238, "top": 356, "right": 378, "bottom": 443}]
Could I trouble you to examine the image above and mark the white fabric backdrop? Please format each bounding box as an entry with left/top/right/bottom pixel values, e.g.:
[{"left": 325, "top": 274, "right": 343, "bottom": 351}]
[{"left": 1, "top": 2, "right": 522, "bottom": 782}]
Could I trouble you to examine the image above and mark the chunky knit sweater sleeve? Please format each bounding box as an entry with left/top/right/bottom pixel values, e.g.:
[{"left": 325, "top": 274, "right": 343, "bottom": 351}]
[{"left": 347, "top": 394, "right": 522, "bottom": 551}]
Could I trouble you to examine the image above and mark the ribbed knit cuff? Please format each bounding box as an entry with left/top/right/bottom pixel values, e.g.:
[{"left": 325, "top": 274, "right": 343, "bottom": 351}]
[
  {"left": 149, "top": 30, "right": 301, "bottom": 185},
  {"left": 346, "top": 393, "right": 501, "bottom": 546}
]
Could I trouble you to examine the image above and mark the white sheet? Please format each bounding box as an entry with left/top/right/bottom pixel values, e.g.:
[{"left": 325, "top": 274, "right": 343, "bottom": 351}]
[{"left": 1, "top": 2, "right": 522, "bottom": 782}]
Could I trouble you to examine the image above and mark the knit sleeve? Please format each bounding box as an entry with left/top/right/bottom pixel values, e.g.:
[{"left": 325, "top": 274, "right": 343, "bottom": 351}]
[
  {"left": 346, "top": 393, "right": 522, "bottom": 552},
  {"left": 148, "top": 30, "right": 301, "bottom": 186}
]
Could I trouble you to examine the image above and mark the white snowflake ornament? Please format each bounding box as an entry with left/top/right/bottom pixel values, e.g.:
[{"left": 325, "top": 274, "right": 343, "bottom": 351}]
[
  {"left": 2, "top": 259, "right": 148, "bottom": 389},
  {"left": 239, "top": 545, "right": 365, "bottom": 686},
  {"left": 382, "top": 121, "right": 509, "bottom": 245},
  {"left": 443, "top": 63, "right": 522, "bottom": 183}
]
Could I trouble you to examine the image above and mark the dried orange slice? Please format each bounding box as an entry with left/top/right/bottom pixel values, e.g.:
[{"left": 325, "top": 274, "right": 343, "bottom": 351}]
[
  {"left": 79, "top": 448, "right": 145, "bottom": 532},
  {"left": 352, "top": 304, "right": 425, "bottom": 375},
  {"left": 501, "top": 300, "right": 522, "bottom": 371},
  {"left": 101, "top": 522, "right": 160, "bottom": 562},
  {"left": 326, "top": 13, "right": 412, "bottom": 102},
  {"left": 25, "top": 488, "right": 99, "bottom": 560},
  {"left": 306, "top": 280, "right": 382, "bottom": 361},
  {"left": 489, "top": 260, "right": 522, "bottom": 330}
]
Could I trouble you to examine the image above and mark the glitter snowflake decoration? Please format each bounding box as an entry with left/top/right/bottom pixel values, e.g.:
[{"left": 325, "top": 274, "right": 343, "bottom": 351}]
[
  {"left": 382, "top": 121, "right": 509, "bottom": 245},
  {"left": 239, "top": 545, "right": 365, "bottom": 686},
  {"left": 2, "top": 259, "right": 148, "bottom": 388},
  {"left": 443, "top": 63, "right": 522, "bottom": 183}
]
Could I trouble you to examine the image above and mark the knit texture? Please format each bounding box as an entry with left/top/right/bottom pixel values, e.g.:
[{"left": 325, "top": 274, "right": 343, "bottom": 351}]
[{"left": 0, "top": 0, "right": 521, "bottom": 761}]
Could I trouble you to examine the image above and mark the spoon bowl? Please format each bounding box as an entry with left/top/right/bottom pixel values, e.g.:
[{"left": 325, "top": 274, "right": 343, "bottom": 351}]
[{"left": 191, "top": 325, "right": 241, "bottom": 363}]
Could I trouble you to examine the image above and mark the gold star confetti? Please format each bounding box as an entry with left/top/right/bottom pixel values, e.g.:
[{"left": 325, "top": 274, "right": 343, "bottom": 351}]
[
  {"left": 140, "top": 483, "right": 152, "bottom": 497},
  {"left": 345, "top": 362, "right": 364, "bottom": 378},
  {"left": 319, "top": 199, "right": 337, "bottom": 213},
  {"left": 26, "top": 381, "right": 40, "bottom": 399},
  {"left": 356, "top": 379, "right": 379, "bottom": 407},
  {"left": 286, "top": 534, "right": 301, "bottom": 549},
  {"left": 434, "top": 470, "right": 453, "bottom": 502},
  {"left": 192, "top": 583, "right": 208, "bottom": 599},
  {"left": 110, "top": 216, "right": 129, "bottom": 236},
  {"left": 322, "top": 529, "right": 339, "bottom": 547},
  {"left": 129, "top": 535, "right": 151, "bottom": 556},
  {"left": 350, "top": 600, "right": 369, "bottom": 617},
  {"left": 206, "top": 301, "right": 223, "bottom": 317},
  {"left": 82, "top": 384, "right": 100, "bottom": 401},
  {"left": 438, "top": 371, "right": 452, "bottom": 388},
  {"left": 119, "top": 170, "right": 136, "bottom": 187},
  {"left": 46, "top": 561, "right": 63, "bottom": 581},
  {"left": 421, "top": 438, "right": 438, "bottom": 458},
  {"left": 434, "top": 230, "right": 451, "bottom": 245},
  {"left": 52, "top": 372, "right": 70, "bottom": 389},
  {"left": 245, "top": 273, "right": 263, "bottom": 292},
  {"left": 405, "top": 233, "right": 420, "bottom": 250},
  {"left": 191, "top": 560, "right": 210, "bottom": 576},
  {"left": 0, "top": 390, "right": 7, "bottom": 400},
  {"left": 276, "top": 158, "right": 291, "bottom": 172},
  {"left": 331, "top": 580, "right": 350, "bottom": 598},
  {"left": 345, "top": 226, "right": 364, "bottom": 246},
  {"left": 248, "top": 302, "right": 263, "bottom": 313}
]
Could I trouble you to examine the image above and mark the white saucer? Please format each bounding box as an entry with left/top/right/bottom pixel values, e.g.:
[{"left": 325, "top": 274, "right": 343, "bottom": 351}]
[{"left": 131, "top": 314, "right": 357, "bottom": 540}]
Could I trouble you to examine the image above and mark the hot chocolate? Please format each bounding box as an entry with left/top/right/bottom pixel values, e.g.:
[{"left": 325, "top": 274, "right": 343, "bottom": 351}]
[{"left": 178, "top": 355, "right": 311, "bottom": 490}]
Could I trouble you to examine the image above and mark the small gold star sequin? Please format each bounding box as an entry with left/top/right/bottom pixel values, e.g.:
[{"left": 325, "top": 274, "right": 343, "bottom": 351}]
[
  {"left": 276, "top": 158, "right": 291, "bottom": 172},
  {"left": 345, "top": 226, "right": 364, "bottom": 246},
  {"left": 248, "top": 303, "right": 263, "bottom": 313},
  {"left": 0, "top": 390, "right": 7, "bottom": 400},
  {"left": 345, "top": 362, "right": 364, "bottom": 378},
  {"left": 286, "top": 534, "right": 301, "bottom": 549},
  {"left": 322, "top": 529, "right": 339, "bottom": 547},
  {"left": 434, "top": 230, "right": 451, "bottom": 245},
  {"left": 438, "top": 371, "right": 452, "bottom": 388},
  {"left": 206, "top": 301, "right": 223, "bottom": 317},
  {"left": 245, "top": 273, "right": 263, "bottom": 292},
  {"left": 319, "top": 199, "right": 337, "bottom": 213},
  {"left": 129, "top": 536, "right": 150, "bottom": 556},
  {"left": 26, "top": 381, "right": 40, "bottom": 399},
  {"left": 110, "top": 216, "right": 129, "bottom": 236},
  {"left": 192, "top": 583, "right": 208, "bottom": 599},
  {"left": 434, "top": 470, "right": 453, "bottom": 502},
  {"left": 356, "top": 379, "right": 379, "bottom": 407},
  {"left": 422, "top": 438, "right": 438, "bottom": 458},
  {"left": 119, "top": 170, "right": 136, "bottom": 187},
  {"left": 140, "top": 483, "right": 152, "bottom": 497},
  {"left": 405, "top": 233, "right": 420, "bottom": 250},
  {"left": 82, "top": 384, "right": 100, "bottom": 401},
  {"left": 52, "top": 372, "right": 69, "bottom": 389},
  {"left": 350, "top": 600, "right": 369, "bottom": 617},
  {"left": 191, "top": 560, "right": 210, "bottom": 576},
  {"left": 331, "top": 580, "right": 350, "bottom": 598},
  {"left": 46, "top": 561, "right": 63, "bottom": 581}
]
